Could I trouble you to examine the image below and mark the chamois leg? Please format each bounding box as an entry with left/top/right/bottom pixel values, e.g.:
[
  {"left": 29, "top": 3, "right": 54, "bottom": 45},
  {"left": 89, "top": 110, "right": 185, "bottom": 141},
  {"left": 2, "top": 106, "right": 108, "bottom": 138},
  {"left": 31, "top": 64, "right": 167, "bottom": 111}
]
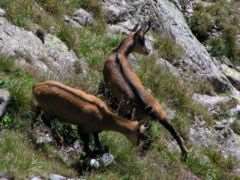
[
  {"left": 78, "top": 128, "right": 91, "bottom": 156},
  {"left": 93, "top": 132, "right": 108, "bottom": 154},
  {"left": 160, "top": 120, "right": 188, "bottom": 161},
  {"left": 42, "top": 113, "right": 64, "bottom": 146}
]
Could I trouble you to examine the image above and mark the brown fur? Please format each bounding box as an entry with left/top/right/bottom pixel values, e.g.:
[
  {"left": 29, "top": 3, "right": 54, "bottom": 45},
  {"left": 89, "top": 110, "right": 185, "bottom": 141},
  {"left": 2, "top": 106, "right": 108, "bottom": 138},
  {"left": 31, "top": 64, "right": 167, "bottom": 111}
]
[
  {"left": 32, "top": 80, "right": 146, "bottom": 145},
  {"left": 103, "top": 25, "right": 188, "bottom": 159}
]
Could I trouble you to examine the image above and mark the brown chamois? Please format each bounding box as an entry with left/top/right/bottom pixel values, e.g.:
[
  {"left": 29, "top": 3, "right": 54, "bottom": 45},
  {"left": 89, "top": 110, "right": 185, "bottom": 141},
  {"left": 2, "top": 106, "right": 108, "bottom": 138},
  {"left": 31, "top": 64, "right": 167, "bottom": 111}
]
[
  {"left": 102, "top": 23, "right": 188, "bottom": 160},
  {"left": 32, "top": 80, "right": 149, "bottom": 155}
]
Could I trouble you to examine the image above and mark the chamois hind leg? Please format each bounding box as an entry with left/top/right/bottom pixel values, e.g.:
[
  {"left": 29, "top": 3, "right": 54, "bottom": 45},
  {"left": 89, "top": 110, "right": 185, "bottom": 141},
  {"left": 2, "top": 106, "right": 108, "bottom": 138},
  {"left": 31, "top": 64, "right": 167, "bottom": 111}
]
[{"left": 93, "top": 132, "right": 109, "bottom": 154}]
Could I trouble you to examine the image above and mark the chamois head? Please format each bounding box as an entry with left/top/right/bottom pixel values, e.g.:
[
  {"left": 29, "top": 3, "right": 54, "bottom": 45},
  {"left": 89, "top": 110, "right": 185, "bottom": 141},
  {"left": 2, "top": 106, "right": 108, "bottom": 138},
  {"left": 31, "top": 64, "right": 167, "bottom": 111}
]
[{"left": 130, "top": 22, "right": 151, "bottom": 55}]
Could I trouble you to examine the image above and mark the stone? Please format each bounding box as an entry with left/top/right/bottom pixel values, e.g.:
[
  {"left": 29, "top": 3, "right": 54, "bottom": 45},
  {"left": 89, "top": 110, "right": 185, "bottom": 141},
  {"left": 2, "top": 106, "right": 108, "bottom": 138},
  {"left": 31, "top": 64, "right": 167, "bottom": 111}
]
[
  {"left": 192, "top": 93, "right": 232, "bottom": 112},
  {"left": 0, "top": 172, "right": 14, "bottom": 180},
  {"left": 221, "top": 64, "right": 240, "bottom": 91},
  {"left": 29, "top": 176, "right": 44, "bottom": 180},
  {"left": 49, "top": 174, "right": 67, "bottom": 180},
  {"left": 0, "top": 17, "right": 87, "bottom": 79},
  {"left": 0, "top": 8, "right": 6, "bottom": 17},
  {"left": 72, "top": 8, "right": 94, "bottom": 26},
  {"left": 0, "top": 89, "right": 10, "bottom": 118}
]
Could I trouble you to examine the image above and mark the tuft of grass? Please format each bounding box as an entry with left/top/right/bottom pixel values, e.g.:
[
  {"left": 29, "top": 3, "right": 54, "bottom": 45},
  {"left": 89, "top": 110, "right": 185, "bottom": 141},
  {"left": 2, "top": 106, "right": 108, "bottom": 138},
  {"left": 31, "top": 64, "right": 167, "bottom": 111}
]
[
  {"left": 188, "top": 0, "right": 240, "bottom": 63},
  {"left": 186, "top": 148, "right": 238, "bottom": 180},
  {"left": 153, "top": 34, "right": 184, "bottom": 61},
  {"left": 0, "top": 130, "right": 77, "bottom": 179}
]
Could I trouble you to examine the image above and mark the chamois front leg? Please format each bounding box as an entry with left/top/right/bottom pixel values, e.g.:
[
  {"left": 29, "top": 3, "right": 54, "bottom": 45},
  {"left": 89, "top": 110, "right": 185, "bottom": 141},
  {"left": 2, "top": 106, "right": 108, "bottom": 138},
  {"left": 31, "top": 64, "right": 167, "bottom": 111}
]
[
  {"left": 93, "top": 132, "right": 109, "bottom": 155},
  {"left": 78, "top": 127, "right": 92, "bottom": 157},
  {"left": 42, "top": 113, "right": 64, "bottom": 146}
]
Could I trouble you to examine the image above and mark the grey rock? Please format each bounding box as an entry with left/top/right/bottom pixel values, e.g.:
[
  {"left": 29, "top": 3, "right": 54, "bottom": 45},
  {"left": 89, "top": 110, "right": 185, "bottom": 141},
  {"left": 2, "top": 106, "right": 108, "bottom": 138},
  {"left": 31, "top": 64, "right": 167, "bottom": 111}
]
[
  {"left": 72, "top": 8, "right": 94, "bottom": 26},
  {"left": 0, "top": 172, "right": 14, "bottom": 180},
  {"left": 192, "top": 93, "right": 232, "bottom": 113},
  {"left": 64, "top": 8, "right": 94, "bottom": 28},
  {"left": 156, "top": 58, "right": 180, "bottom": 77},
  {"left": 31, "top": 124, "right": 54, "bottom": 145},
  {"left": 190, "top": 119, "right": 240, "bottom": 162},
  {"left": 0, "top": 17, "right": 87, "bottom": 79},
  {"left": 29, "top": 176, "right": 44, "bottom": 180},
  {"left": 49, "top": 174, "right": 66, "bottom": 180},
  {"left": 221, "top": 64, "right": 240, "bottom": 91},
  {"left": 0, "top": 89, "right": 10, "bottom": 118},
  {"left": 0, "top": 9, "right": 6, "bottom": 17}
]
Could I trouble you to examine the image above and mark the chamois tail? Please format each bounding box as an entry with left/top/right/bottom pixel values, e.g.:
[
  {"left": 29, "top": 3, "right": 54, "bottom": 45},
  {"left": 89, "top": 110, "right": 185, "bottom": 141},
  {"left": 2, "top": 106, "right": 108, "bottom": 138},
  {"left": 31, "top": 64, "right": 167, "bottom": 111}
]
[
  {"left": 149, "top": 111, "right": 188, "bottom": 161},
  {"left": 160, "top": 118, "right": 188, "bottom": 161}
]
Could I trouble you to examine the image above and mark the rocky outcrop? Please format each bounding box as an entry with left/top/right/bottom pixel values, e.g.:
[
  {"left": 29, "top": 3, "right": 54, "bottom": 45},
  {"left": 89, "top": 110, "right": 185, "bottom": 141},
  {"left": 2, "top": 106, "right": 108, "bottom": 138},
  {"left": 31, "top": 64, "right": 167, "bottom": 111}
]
[
  {"left": 0, "top": 8, "right": 5, "bottom": 17},
  {"left": 221, "top": 64, "right": 240, "bottom": 91},
  {"left": 65, "top": 8, "right": 94, "bottom": 28},
  {"left": 102, "top": 0, "right": 235, "bottom": 93},
  {"left": 0, "top": 89, "right": 10, "bottom": 118},
  {"left": 0, "top": 17, "right": 87, "bottom": 79}
]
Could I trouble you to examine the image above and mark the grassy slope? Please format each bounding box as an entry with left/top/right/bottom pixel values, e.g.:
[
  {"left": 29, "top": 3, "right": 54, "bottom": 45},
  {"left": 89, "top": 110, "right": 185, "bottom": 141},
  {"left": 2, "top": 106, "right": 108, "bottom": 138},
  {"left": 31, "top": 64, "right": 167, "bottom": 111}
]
[{"left": 0, "top": 0, "right": 239, "bottom": 179}]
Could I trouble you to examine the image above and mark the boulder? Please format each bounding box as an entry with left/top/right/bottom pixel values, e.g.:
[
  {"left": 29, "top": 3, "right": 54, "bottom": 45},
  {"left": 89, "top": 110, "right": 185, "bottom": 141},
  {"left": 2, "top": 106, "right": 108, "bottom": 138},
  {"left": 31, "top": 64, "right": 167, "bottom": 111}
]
[
  {"left": 64, "top": 8, "right": 94, "bottom": 28},
  {"left": 221, "top": 64, "right": 240, "bottom": 91},
  {"left": 0, "top": 17, "right": 87, "bottom": 79},
  {"left": 49, "top": 174, "right": 66, "bottom": 180},
  {"left": 0, "top": 89, "right": 10, "bottom": 118},
  {"left": 0, "top": 8, "right": 5, "bottom": 17}
]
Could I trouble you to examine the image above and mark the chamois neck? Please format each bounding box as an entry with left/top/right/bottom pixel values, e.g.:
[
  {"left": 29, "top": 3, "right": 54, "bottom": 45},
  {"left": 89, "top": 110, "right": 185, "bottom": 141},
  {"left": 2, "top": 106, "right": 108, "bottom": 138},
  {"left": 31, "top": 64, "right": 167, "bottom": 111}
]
[
  {"left": 117, "top": 37, "right": 135, "bottom": 56},
  {"left": 106, "top": 112, "right": 139, "bottom": 143}
]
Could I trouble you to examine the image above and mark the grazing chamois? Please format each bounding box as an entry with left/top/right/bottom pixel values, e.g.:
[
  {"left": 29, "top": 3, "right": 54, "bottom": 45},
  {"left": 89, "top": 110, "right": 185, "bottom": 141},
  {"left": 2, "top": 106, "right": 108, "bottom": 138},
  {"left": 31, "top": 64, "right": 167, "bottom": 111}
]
[
  {"left": 32, "top": 80, "right": 149, "bottom": 155},
  {"left": 102, "top": 23, "right": 188, "bottom": 160}
]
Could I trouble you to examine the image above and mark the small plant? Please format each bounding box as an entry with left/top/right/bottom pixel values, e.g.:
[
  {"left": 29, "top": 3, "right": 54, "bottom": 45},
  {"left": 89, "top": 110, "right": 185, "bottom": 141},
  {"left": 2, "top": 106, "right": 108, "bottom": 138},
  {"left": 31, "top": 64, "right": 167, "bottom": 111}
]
[
  {"left": 153, "top": 35, "right": 184, "bottom": 61},
  {"left": 0, "top": 114, "right": 14, "bottom": 128}
]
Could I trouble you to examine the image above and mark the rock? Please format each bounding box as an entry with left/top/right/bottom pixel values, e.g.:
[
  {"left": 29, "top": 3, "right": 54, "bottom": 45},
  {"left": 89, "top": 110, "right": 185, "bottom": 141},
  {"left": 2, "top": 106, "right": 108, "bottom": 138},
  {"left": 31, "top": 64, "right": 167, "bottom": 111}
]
[
  {"left": 103, "top": 0, "right": 130, "bottom": 24},
  {"left": 102, "top": 0, "right": 235, "bottom": 93},
  {"left": 31, "top": 124, "right": 54, "bottom": 145},
  {"left": 49, "top": 174, "right": 67, "bottom": 180},
  {"left": 0, "top": 89, "right": 10, "bottom": 118},
  {"left": 0, "top": 8, "right": 6, "bottom": 17},
  {"left": 221, "top": 64, "right": 240, "bottom": 91},
  {"left": 64, "top": 8, "right": 94, "bottom": 28},
  {"left": 0, "top": 17, "right": 87, "bottom": 79},
  {"left": 189, "top": 119, "right": 240, "bottom": 162},
  {"left": 29, "top": 176, "right": 44, "bottom": 180},
  {"left": 177, "top": 169, "right": 201, "bottom": 180},
  {"left": 192, "top": 93, "right": 232, "bottom": 113},
  {"left": 156, "top": 58, "right": 180, "bottom": 77},
  {"left": 0, "top": 172, "right": 14, "bottom": 180},
  {"left": 72, "top": 8, "right": 94, "bottom": 26}
]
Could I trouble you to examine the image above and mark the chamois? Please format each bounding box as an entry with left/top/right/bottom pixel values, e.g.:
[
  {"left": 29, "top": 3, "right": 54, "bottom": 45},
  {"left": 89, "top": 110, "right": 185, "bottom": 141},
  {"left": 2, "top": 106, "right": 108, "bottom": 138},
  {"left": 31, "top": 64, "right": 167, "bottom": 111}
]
[
  {"left": 32, "top": 80, "right": 149, "bottom": 155},
  {"left": 102, "top": 23, "right": 188, "bottom": 160}
]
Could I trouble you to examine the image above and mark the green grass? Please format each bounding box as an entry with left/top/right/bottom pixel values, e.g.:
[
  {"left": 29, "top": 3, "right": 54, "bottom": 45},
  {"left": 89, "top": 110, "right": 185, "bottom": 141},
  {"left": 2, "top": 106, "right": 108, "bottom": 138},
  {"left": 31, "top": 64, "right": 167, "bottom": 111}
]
[
  {"left": 188, "top": 0, "right": 240, "bottom": 64},
  {"left": 0, "top": 130, "right": 77, "bottom": 179},
  {"left": 153, "top": 34, "right": 184, "bottom": 61}
]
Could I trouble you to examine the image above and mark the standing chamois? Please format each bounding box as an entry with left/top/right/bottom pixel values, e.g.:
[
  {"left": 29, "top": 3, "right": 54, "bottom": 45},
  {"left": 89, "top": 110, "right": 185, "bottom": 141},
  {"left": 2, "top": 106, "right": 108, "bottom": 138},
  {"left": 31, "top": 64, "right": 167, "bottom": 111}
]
[
  {"left": 32, "top": 80, "right": 150, "bottom": 156},
  {"left": 102, "top": 23, "right": 188, "bottom": 160}
]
